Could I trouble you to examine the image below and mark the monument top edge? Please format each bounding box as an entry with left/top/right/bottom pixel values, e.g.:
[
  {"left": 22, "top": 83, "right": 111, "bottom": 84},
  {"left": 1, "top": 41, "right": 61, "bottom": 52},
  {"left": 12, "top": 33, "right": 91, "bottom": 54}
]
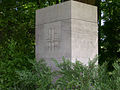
[
  {"left": 64, "top": 0, "right": 96, "bottom": 6},
  {"left": 36, "top": 0, "right": 97, "bottom": 11}
]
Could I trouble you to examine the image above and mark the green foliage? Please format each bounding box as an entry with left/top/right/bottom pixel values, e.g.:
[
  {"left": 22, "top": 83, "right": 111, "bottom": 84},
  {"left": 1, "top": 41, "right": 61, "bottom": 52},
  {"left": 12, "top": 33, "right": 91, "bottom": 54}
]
[
  {"left": 0, "top": 0, "right": 62, "bottom": 89},
  {"left": 54, "top": 58, "right": 120, "bottom": 90},
  {"left": 99, "top": 0, "right": 120, "bottom": 71},
  {"left": 15, "top": 59, "right": 53, "bottom": 90},
  {"left": 54, "top": 58, "right": 97, "bottom": 89},
  {"left": 0, "top": 39, "right": 52, "bottom": 90},
  {"left": 6, "top": 58, "right": 120, "bottom": 90},
  {"left": 0, "top": 40, "right": 120, "bottom": 90},
  {"left": 0, "top": 39, "right": 34, "bottom": 89},
  {"left": 0, "top": 0, "right": 37, "bottom": 60}
]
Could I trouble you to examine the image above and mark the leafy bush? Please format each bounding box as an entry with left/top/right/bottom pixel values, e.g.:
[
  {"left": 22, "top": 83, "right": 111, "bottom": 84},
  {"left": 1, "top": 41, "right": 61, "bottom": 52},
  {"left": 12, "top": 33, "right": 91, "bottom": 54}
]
[
  {"left": 15, "top": 59, "right": 53, "bottom": 90},
  {"left": 0, "top": 39, "right": 53, "bottom": 89},
  {"left": 53, "top": 57, "right": 98, "bottom": 89},
  {"left": 54, "top": 58, "right": 120, "bottom": 90},
  {"left": 0, "top": 39, "right": 34, "bottom": 89},
  {"left": 1, "top": 41, "right": 120, "bottom": 90},
  {"left": 14, "top": 57, "right": 120, "bottom": 90}
]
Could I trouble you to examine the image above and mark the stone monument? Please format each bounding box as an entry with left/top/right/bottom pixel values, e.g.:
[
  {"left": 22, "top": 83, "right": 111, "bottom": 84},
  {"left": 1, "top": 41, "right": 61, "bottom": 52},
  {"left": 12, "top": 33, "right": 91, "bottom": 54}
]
[{"left": 36, "top": 0, "right": 98, "bottom": 70}]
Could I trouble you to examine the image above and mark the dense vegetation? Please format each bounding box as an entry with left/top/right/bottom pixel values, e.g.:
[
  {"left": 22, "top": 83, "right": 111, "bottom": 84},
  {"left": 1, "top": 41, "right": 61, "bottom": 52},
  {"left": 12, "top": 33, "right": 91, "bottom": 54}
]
[
  {"left": 99, "top": 0, "right": 120, "bottom": 71},
  {"left": 0, "top": 0, "right": 120, "bottom": 89},
  {"left": 1, "top": 57, "right": 120, "bottom": 89}
]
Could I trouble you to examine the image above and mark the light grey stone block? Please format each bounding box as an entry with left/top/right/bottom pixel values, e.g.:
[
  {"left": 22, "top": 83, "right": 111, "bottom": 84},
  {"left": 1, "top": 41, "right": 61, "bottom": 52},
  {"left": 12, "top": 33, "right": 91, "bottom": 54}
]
[{"left": 36, "top": 1, "right": 98, "bottom": 69}]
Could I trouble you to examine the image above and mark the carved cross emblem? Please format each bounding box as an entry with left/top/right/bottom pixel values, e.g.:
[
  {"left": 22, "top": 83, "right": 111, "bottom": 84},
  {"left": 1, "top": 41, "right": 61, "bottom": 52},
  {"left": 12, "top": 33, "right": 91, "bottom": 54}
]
[{"left": 47, "top": 27, "right": 60, "bottom": 52}]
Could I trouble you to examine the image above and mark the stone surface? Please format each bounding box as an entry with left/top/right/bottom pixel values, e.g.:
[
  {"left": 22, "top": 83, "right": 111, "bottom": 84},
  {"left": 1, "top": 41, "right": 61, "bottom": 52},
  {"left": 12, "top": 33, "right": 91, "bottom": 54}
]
[
  {"left": 36, "top": 1, "right": 98, "bottom": 69},
  {"left": 74, "top": 0, "right": 96, "bottom": 6},
  {"left": 36, "top": 1, "right": 71, "bottom": 25},
  {"left": 71, "top": 19, "right": 98, "bottom": 64}
]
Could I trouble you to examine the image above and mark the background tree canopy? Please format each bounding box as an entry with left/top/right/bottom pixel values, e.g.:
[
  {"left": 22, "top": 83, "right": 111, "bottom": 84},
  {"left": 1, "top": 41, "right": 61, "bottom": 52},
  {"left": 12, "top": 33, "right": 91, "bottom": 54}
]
[
  {"left": 99, "top": 0, "right": 120, "bottom": 71},
  {"left": 0, "top": 0, "right": 63, "bottom": 88},
  {"left": 0, "top": 0, "right": 120, "bottom": 89}
]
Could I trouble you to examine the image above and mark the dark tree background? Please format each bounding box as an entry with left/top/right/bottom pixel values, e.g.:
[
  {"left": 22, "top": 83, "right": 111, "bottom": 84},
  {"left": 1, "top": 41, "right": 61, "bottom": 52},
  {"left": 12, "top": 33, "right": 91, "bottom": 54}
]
[{"left": 99, "top": 0, "right": 120, "bottom": 71}]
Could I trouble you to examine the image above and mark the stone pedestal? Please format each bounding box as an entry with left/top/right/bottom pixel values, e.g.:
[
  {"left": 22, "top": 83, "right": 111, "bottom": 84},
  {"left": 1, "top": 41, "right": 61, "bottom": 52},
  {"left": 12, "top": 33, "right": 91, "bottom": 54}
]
[{"left": 36, "top": 1, "right": 98, "bottom": 69}]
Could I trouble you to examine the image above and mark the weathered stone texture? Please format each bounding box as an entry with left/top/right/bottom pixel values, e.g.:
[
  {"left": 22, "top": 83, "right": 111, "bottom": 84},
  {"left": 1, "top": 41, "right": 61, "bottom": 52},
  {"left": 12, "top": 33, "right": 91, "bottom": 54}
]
[{"left": 36, "top": 1, "right": 98, "bottom": 69}]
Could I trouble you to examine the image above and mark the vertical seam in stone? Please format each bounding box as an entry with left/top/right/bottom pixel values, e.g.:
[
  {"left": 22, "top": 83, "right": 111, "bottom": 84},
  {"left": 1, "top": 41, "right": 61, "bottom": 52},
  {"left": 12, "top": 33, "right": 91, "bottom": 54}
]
[{"left": 70, "top": 0, "right": 72, "bottom": 61}]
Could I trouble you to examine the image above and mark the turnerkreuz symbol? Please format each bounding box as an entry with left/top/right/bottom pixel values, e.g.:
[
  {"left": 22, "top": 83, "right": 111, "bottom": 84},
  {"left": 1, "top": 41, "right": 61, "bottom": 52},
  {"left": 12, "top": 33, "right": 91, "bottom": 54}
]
[{"left": 47, "top": 27, "right": 60, "bottom": 52}]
